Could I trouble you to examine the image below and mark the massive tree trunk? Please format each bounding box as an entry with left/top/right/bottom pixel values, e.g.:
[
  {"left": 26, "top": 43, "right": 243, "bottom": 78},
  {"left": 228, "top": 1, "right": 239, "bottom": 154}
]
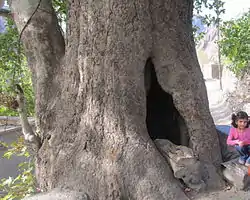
[{"left": 10, "top": 0, "right": 224, "bottom": 199}]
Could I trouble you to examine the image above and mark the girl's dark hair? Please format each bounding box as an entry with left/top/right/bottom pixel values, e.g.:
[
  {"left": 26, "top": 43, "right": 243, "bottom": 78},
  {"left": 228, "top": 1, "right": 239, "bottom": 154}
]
[{"left": 231, "top": 111, "right": 250, "bottom": 128}]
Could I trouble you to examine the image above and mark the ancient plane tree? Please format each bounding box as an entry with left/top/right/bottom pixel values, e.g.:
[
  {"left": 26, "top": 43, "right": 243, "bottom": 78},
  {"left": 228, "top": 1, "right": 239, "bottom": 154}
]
[{"left": 1, "top": 0, "right": 225, "bottom": 199}]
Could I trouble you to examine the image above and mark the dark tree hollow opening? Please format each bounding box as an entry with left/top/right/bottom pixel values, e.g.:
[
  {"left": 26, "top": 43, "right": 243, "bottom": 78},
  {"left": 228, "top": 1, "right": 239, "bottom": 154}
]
[{"left": 144, "top": 58, "right": 189, "bottom": 146}]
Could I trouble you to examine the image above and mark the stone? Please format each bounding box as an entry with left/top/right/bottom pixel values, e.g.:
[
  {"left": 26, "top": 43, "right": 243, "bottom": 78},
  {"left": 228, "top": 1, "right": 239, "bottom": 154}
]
[
  {"left": 221, "top": 158, "right": 250, "bottom": 190},
  {"left": 216, "top": 130, "right": 239, "bottom": 162},
  {"left": 154, "top": 139, "right": 205, "bottom": 191}
]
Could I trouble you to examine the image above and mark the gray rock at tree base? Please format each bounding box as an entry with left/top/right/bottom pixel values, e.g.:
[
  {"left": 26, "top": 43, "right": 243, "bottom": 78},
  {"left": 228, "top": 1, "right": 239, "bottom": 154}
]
[
  {"left": 199, "top": 161, "right": 225, "bottom": 191},
  {"left": 154, "top": 139, "right": 205, "bottom": 191},
  {"left": 23, "top": 188, "right": 90, "bottom": 200},
  {"left": 216, "top": 130, "right": 239, "bottom": 162},
  {"left": 221, "top": 158, "right": 250, "bottom": 190},
  {"left": 155, "top": 139, "right": 227, "bottom": 191}
]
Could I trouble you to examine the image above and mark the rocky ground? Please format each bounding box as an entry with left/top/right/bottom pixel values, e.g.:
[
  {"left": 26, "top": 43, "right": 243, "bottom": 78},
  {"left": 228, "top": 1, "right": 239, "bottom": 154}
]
[{"left": 193, "top": 188, "right": 250, "bottom": 200}]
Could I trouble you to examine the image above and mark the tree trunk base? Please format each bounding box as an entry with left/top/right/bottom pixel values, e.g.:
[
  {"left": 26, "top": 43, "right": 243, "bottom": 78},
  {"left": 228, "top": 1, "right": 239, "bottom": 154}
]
[{"left": 23, "top": 188, "right": 90, "bottom": 200}]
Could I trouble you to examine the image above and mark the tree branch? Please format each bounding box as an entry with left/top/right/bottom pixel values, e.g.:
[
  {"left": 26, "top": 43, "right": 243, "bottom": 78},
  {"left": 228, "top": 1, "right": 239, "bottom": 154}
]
[
  {"left": 10, "top": 0, "right": 65, "bottom": 139},
  {"left": 0, "top": 8, "right": 11, "bottom": 18},
  {"left": 16, "top": 84, "right": 41, "bottom": 150}
]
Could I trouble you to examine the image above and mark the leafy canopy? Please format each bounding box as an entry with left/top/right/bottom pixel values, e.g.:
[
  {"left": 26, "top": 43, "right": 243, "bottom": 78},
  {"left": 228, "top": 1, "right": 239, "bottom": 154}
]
[
  {"left": 0, "top": 18, "right": 34, "bottom": 116},
  {"left": 220, "top": 10, "right": 250, "bottom": 77}
]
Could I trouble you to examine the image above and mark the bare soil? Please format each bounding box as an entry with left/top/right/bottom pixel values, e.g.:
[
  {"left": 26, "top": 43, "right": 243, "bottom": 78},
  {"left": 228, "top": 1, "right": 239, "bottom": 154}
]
[{"left": 190, "top": 187, "right": 250, "bottom": 200}]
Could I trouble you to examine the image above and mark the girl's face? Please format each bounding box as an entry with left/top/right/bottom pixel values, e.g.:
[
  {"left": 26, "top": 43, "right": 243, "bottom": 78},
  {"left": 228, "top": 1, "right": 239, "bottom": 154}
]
[{"left": 236, "top": 118, "right": 248, "bottom": 130}]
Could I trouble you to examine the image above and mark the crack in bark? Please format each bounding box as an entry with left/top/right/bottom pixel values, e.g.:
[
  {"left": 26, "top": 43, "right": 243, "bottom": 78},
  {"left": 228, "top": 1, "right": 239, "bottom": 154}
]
[{"left": 131, "top": 1, "right": 138, "bottom": 33}]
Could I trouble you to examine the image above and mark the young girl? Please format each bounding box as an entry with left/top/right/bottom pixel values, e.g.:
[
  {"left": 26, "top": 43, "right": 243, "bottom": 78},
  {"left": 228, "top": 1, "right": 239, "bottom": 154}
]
[{"left": 227, "top": 111, "right": 250, "bottom": 166}]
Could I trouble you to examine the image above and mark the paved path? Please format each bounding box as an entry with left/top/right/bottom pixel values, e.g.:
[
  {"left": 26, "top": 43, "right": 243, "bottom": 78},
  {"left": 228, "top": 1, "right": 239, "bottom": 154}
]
[{"left": 205, "top": 79, "right": 232, "bottom": 125}]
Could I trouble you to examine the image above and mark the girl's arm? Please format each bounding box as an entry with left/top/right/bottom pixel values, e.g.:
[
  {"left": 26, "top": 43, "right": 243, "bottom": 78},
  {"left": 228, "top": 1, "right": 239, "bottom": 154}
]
[
  {"left": 243, "top": 128, "right": 250, "bottom": 144},
  {"left": 227, "top": 128, "right": 239, "bottom": 146}
]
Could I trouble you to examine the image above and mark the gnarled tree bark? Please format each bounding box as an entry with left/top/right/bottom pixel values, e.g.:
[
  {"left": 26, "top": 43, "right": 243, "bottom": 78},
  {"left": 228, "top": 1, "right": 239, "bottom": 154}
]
[{"left": 10, "top": 0, "right": 224, "bottom": 199}]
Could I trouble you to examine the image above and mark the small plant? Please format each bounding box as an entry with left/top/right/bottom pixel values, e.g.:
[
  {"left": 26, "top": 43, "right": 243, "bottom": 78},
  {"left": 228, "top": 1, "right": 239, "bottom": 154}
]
[{"left": 0, "top": 137, "right": 39, "bottom": 200}]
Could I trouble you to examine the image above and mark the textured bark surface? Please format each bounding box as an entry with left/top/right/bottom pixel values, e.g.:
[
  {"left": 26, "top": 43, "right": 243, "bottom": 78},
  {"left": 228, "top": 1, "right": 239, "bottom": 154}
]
[
  {"left": 10, "top": 0, "right": 224, "bottom": 199},
  {"left": 24, "top": 188, "right": 90, "bottom": 200}
]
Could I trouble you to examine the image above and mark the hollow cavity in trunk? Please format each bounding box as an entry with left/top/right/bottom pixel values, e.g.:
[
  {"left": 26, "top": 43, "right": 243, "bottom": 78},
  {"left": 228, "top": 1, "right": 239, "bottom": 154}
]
[{"left": 145, "top": 58, "right": 189, "bottom": 146}]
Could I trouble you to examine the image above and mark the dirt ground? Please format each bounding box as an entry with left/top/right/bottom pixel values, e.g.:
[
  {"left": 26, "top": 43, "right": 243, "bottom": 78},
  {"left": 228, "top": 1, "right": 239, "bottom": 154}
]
[{"left": 190, "top": 187, "right": 250, "bottom": 200}]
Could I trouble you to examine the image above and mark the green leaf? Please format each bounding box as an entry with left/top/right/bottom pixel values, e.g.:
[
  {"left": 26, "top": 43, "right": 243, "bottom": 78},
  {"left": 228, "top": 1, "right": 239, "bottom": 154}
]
[
  {"left": 3, "top": 151, "right": 13, "bottom": 159},
  {"left": 0, "top": 137, "right": 36, "bottom": 199}
]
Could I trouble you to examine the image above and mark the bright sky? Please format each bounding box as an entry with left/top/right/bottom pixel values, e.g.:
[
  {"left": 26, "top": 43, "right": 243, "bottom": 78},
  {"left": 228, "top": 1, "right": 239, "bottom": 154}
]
[
  {"left": 201, "top": 0, "right": 250, "bottom": 21},
  {"left": 223, "top": 0, "right": 250, "bottom": 20}
]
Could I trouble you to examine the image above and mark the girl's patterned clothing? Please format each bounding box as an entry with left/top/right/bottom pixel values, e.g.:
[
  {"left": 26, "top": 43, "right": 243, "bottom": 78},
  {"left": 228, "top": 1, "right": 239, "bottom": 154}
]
[{"left": 227, "top": 127, "right": 250, "bottom": 146}]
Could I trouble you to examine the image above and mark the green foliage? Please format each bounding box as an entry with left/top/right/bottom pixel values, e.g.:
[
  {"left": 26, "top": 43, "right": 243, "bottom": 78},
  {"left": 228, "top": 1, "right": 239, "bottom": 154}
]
[
  {"left": 0, "top": 19, "right": 34, "bottom": 116},
  {"left": 0, "top": 107, "right": 17, "bottom": 116},
  {"left": 0, "top": 0, "right": 67, "bottom": 117},
  {"left": 0, "top": 137, "right": 38, "bottom": 200},
  {"left": 220, "top": 11, "right": 250, "bottom": 76},
  {"left": 52, "top": 0, "right": 67, "bottom": 25}
]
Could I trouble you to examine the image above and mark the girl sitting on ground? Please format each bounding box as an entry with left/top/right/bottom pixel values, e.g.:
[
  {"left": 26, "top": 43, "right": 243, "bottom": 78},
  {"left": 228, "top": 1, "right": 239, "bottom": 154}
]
[{"left": 227, "top": 111, "right": 250, "bottom": 166}]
